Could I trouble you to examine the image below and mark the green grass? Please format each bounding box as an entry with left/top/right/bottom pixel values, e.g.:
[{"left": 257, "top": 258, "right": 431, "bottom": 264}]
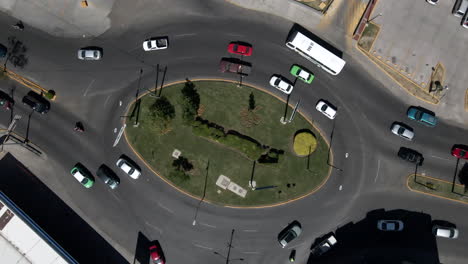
[
  {"left": 408, "top": 174, "right": 468, "bottom": 203},
  {"left": 358, "top": 22, "right": 379, "bottom": 52},
  {"left": 125, "top": 81, "right": 330, "bottom": 206}
]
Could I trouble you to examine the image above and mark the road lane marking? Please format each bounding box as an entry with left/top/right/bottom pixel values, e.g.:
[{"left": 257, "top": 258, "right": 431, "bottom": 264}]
[
  {"left": 113, "top": 124, "right": 126, "bottom": 147},
  {"left": 145, "top": 221, "right": 162, "bottom": 233},
  {"left": 104, "top": 95, "right": 111, "bottom": 106},
  {"left": 175, "top": 33, "right": 196, "bottom": 37},
  {"left": 199, "top": 222, "right": 216, "bottom": 228},
  {"left": 193, "top": 243, "right": 213, "bottom": 250},
  {"left": 242, "top": 229, "right": 258, "bottom": 232},
  {"left": 241, "top": 251, "right": 260, "bottom": 254},
  {"left": 157, "top": 202, "right": 174, "bottom": 214},
  {"left": 83, "top": 79, "right": 95, "bottom": 97},
  {"left": 430, "top": 155, "right": 451, "bottom": 161},
  {"left": 374, "top": 159, "right": 381, "bottom": 183}
]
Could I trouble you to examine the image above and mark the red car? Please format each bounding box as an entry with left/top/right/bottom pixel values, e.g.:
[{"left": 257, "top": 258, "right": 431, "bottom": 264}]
[
  {"left": 149, "top": 244, "right": 165, "bottom": 264},
  {"left": 227, "top": 42, "right": 252, "bottom": 56},
  {"left": 451, "top": 145, "right": 468, "bottom": 160}
]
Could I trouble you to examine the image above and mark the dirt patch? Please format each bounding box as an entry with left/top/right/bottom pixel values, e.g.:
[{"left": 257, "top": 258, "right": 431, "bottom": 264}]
[
  {"left": 294, "top": 0, "right": 334, "bottom": 12},
  {"left": 357, "top": 22, "right": 379, "bottom": 52}
]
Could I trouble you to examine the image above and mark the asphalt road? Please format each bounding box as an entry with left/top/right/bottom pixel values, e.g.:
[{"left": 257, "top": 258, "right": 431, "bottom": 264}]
[{"left": 0, "top": 1, "right": 468, "bottom": 264}]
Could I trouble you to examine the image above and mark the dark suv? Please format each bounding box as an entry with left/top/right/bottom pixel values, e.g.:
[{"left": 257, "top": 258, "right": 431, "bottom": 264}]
[
  {"left": 96, "top": 165, "right": 120, "bottom": 189},
  {"left": 398, "top": 147, "right": 424, "bottom": 165},
  {"left": 22, "top": 91, "right": 50, "bottom": 114}
]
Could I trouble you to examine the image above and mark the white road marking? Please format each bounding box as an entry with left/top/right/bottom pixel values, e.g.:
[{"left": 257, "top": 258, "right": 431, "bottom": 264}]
[
  {"left": 242, "top": 229, "right": 258, "bottom": 232},
  {"left": 339, "top": 185, "right": 343, "bottom": 190},
  {"left": 113, "top": 128, "right": 117, "bottom": 133},
  {"left": 241, "top": 251, "right": 260, "bottom": 254},
  {"left": 157, "top": 202, "right": 174, "bottom": 214},
  {"left": 175, "top": 33, "right": 196, "bottom": 37},
  {"left": 83, "top": 79, "right": 95, "bottom": 96},
  {"left": 345, "top": 152, "right": 349, "bottom": 158},
  {"left": 145, "top": 221, "right": 162, "bottom": 233},
  {"left": 374, "top": 159, "right": 381, "bottom": 182},
  {"left": 199, "top": 222, "right": 216, "bottom": 228},
  {"left": 103, "top": 95, "right": 111, "bottom": 106},
  {"left": 113, "top": 124, "right": 126, "bottom": 147},
  {"left": 119, "top": 100, "right": 122, "bottom": 106},
  {"left": 193, "top": 243, "right": 213, "bottom": 250},
  {"left": 430, "top": 155, "right": 451, "bottom": 161}
]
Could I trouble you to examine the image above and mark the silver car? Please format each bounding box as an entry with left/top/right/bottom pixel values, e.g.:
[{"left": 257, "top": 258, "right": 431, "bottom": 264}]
[
  {"left": 432, "top": 225, "right": 459, "bottom": 239},
  {"left": 277, "top": 222, "right": 302, "bottom": 248},
  {"left": 377, "top": 220, "right": 404, "bottom": 231},
  {"left": 391, "top": 123, "right": 414, "bottom": 141},
  {"left": 78, "top": 48, "right": 102, "bottom": 60}
]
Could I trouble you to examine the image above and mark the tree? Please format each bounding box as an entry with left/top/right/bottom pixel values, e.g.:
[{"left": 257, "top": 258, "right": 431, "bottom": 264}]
[
  {"left": 248, "top": 92, "right": 256, "bottom": 111},
  {"left": 180, "top": 79, "right": 200, "bottom": 123},
  {"left": 149, "top": 96, "right": 175, "bottom": 133},
  {"left": 172, "top": 156, "right": 193, "bottom": 172}
]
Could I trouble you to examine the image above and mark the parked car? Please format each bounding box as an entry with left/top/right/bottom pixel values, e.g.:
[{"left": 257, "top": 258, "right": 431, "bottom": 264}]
[
  {"left": 77, "top": 48, "right": 102, "bottom": 60},
  {"left": 22, "top": 91, "right": 50, "bottom": 114},
  {"left": 270, "top": 75, "right": 294, "bottom": 94},
  {"left": 426, "top": 0, "right": 439, "bottom": 5},
  {"left": 391, "top": 123, "right": 414, "bottom": 141},
  {"left": 0, "top": 43, "right": 7, "bottom": 58},
  {"left": 70, "top": 164, "right": 94, "bottom": 188},
  {"left": 407, "top": 106, "right": 437, "bottom": 127},
  {"left": 116, "top": 156, "right": 141, "bottom": 179},
  {"left": 227, "top": 42, "right": 252, "bottom": 56},
  {"left": 219, "top": 58, "right": 251, "bottom": 75},
  {"left": 149, "top": 243, "right": 165, "bottom": 264},
  {"left": 315, "top": 100, "right": 337, "bottom": 119},
  {"left": 0, "top": 91, "right": 14, "bottom": 110},
  {"left": 398, "top": 147, "right": 424, "bottom": 165},
  {"left": 310, "top": 234, "right": 337, "bottom": 257},
  {"left": 290, "top": 65, "right": 314, "bottom": 84},
  {"left": 143, "top": 37, "right": 168, "bottom": 51},
  {"left": 452, "top": 0, "right": 468, "bottom": 17},
  {"left": 462, "top": 11, "right": 468, "bottom": 28},
  {"left": 96, "top": 165, "right": 120, "bottom": 189},
  {"left": 277, "top": 222, "right": 302, "bottom": 248},
  {"left": 451, "top": 145, "right": 468, "bottom": 160},
  {"left": 432, "top": 225, "right": 459, "bottom": 239},
  {"left": 377, "top": 220, "right": 404, "bottom": 231}
]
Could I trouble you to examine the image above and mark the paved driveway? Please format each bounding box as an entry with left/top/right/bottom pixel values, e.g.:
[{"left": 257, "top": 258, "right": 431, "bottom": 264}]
[{"left": 371, "top": 0, "right": 468, "bottom": 124}]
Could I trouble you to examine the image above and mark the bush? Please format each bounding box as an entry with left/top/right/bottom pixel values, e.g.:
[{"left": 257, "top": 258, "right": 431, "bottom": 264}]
[
  {"left": 293, "top": 131, "right": 317, "bottom": 156},
  {"left": 180, "top": 80, "right": 200, "bottom": 123},
  {"left": 258, "top": 148, "right": 284, "bottom": 164},
  {"left": 172, "top": 156, "right": 193, "bottom": 172},
  {"left": 44, "top": 90, "right": 55, "bottom": 100},
  {"left": 221, "top": 134, "right": 264, "bottom": 160},
  {"left": 150, "top": 96, "right": 175, "bottom": 120},
  {"left": 192, "top": 120, "right": 225, "bottom": 139}
]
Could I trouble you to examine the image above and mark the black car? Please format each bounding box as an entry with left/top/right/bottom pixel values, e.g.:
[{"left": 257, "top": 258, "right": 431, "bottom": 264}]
[
  {"left": 0, "top": 43, "right": 7, "bottom": 58},
  {"left": 398, "top": 147, "right": 424, "bottom": 165},
  {"left": 22, "top": 91, "right": 50, "bottom": 114},
  {"left": 96, "top": 165, "right": 120, "bottom": 189}
]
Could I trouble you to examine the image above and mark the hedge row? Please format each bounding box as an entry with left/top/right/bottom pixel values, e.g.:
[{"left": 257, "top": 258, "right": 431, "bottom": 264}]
[{"left": 192, "top": 119, "right": 265, "bottom": 160}]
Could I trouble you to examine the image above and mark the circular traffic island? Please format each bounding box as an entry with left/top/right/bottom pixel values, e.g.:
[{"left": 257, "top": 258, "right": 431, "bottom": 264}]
[{"left": 125, "top": 80, "right": 331, "bottom": 207}]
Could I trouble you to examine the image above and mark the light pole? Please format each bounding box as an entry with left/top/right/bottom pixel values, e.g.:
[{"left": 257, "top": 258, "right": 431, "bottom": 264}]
[
  {"left": 213, "top": 229, "right": 245, "bottom": 264},
  {"left": 327, "top": 121, "right": 343, "bottom": 172},
  {"left": 192, "top": 160, "right": 209, "bottom": 225}
]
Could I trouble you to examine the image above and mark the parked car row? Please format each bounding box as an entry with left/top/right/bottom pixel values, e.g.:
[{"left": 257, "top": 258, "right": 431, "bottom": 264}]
[
  {"left": 71, "top": 156, "right": 141, "bottom": 189},
  {"left": 378, "top": 219, "right": 459, "bottom": 239},
  {"left": 427, "top": 0, "right": 468, "bottom": 29}
]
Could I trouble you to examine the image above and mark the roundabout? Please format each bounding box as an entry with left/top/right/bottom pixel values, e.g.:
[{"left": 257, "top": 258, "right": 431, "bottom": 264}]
[{"left": 125, "top": 79, "right": 331, "bottom": 206}]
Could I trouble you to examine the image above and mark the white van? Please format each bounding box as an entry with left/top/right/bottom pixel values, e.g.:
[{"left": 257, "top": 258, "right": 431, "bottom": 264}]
[{"left": 452, "top": 0, "right": 468, "bottom": 17}]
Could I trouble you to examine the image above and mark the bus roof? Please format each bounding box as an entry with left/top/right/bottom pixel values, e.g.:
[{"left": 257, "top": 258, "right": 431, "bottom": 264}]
[{"left": 288, "top": 32, "right": 346, "bottom": 74}]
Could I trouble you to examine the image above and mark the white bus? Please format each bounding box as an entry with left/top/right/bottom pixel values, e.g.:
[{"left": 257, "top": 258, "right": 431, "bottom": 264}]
[{"left": 286, "top": 31, "right": 346, "bottom": 75}]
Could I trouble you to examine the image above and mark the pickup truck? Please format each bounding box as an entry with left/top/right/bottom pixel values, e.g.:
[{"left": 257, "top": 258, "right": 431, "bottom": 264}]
[{"left": 310, "top": 234, "right": 337, "bottom": 257}]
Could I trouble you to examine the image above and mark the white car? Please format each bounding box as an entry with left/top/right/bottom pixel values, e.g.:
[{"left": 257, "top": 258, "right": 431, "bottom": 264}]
[
  {"left": 116, "top": 157, "right": 141, "bottom": 179},
  {"left": 77, "top": 48, "right": 102, "bottom": 60},
  {"left": 391, "top": 123, "right": 414, "bottom": 141},
  {"left": 269, "top": 75, "right": 293, "bottom": 94},
  {"left": 315, "top": 100, "right": 337, "bottom": 119},
  {"left": 143, "top": 37, "right": 168, "bottom": 51},
  {"left": 310, "top": 234, "right": 337, "bottom": 256},
  {"left": 426, "top": 0, "right": 438, "bottom": 5},
  {"left": 432, "top": 225, "right": 459, "bottom": 239},
  {"left": 377, "top": 220, "right": 404, "bottom": 231}
]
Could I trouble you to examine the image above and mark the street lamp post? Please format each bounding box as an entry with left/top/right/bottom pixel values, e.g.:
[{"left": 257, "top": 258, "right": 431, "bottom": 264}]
[{"left": 327, "top": 121, "right": 343, "bottom": 172}]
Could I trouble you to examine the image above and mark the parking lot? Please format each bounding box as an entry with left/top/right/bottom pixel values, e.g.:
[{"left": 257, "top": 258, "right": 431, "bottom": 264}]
[{"left": 369, "top": 0, "right": 468, "bottom": 124}]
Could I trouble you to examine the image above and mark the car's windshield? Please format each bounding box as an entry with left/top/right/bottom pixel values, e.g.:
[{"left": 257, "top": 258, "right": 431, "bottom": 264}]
[
  {"left": 81, "top": 178, "right": 89, "bottom": 184},
  {"left": 321, "top": 105, "right": 328, "bottom": 111}
]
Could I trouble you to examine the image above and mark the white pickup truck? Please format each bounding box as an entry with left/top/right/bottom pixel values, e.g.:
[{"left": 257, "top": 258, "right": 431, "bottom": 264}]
[{"left": 310, "top": 234, "right": 337, "bottom": 256}]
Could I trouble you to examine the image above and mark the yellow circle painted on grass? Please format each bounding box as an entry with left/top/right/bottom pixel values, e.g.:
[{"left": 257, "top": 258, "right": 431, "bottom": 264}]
[{"left": 293, "top": 132, "right": 317, "bottom": 156}]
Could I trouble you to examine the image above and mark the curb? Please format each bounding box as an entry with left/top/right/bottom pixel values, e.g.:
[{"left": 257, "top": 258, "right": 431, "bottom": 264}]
[
  {"left": 122, "top": 78, "right": 334, "bottom": 209},
  {"left": 406, "top": 174, "right": 468, "bottom": 205}
]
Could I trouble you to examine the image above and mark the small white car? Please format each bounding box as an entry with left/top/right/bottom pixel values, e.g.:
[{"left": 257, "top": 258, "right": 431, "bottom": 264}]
[
  {"left": 377, "top": 220, "right": 404, "bottom": 231},
  {"left": 269, "top": 75, "right": 293, "bottom": 95},
  {"left": 432, "top": 225, "right": 459, "bottom": 239},
  {"left": 315, "top": 100, "right": 337, "bottom": 119},
  {"left": 77, "top": 48, "right": 101, "bottom": 60},
  {"left": 391, "top": 123, "right": 414, "bottom": 141},
  {"left": 426, "top": 0, "right": 438, "bottom": 5},
  {"left": 116, "top": 157, "right": 141, "bottom": 179},
  {"left": 143, "top": 37, "right": 168, "bottom": 51}
]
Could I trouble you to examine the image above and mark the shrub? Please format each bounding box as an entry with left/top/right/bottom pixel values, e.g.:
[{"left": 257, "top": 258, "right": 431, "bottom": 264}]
[
  {"left": 44, "top": 90, "right": 55, "bottom": 100},
  {"left": 172, "top": 156, "right": 193, "bottom": 172},
  {"left": 192, "top": 120, "right": 225, "bottom": 139},
  {"left": 293, "top": 131, "right": 317, "bottom": 156},
  {"left": 180, "top": 80, "right": 200, "bottom": 123},
  {"left": 150, "top": 96, "right": 175, "bottom": 120},
  {"left": 258, "top": 148, "right": 284, "bottom": 164},
  {"left": 222, "top": 134, "right": 264, "bottom": 160}
]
